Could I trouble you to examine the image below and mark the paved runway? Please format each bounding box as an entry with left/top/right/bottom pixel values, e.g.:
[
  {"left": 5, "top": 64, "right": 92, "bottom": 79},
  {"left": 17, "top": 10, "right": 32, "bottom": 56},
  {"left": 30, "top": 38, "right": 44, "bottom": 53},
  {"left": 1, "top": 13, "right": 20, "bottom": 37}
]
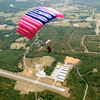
[{"left": 0, "top": 70, "right": 65, "bottom": 92}]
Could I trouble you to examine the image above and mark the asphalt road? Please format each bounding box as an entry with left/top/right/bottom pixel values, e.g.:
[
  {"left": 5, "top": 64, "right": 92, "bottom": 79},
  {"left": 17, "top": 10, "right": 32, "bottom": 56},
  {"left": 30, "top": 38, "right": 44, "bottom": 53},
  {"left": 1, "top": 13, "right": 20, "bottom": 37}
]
[{"left": 0, "top": 70, "right": 65, "bottom": 92}]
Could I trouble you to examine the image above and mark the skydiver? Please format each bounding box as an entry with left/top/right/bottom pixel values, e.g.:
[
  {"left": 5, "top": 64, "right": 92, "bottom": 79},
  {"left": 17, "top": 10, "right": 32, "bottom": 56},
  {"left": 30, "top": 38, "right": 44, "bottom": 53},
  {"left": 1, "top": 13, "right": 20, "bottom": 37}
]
[{"left": 47, "top": 43, "right": 52, "bottom": 54}]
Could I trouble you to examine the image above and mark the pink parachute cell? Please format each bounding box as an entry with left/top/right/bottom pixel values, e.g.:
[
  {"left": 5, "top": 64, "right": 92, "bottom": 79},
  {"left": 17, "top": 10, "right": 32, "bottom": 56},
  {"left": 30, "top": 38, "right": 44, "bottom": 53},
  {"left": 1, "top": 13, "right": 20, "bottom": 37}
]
[
  {"left": 17, "top": 15, "right": 43, "bottom": 40},
  {"left": 45, "top": 40, "right": 51, "bottom": 45},
  {"left": 41, "top": 7, "right": 64, "bottom": 18},
  {"left": 17, "top": 7, "right": 64, "bottom": 40}
]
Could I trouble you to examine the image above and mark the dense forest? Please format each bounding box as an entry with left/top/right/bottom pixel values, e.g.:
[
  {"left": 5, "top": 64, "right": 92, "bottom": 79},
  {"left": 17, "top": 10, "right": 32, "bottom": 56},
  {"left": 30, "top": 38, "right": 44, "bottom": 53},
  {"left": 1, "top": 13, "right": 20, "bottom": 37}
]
[
  {"left": 72, "top": 0, "right": 100, "bottom": 12},
  {"left": 0, "top": 28, "right": 21, "bottom": 50},
  {"left": 44, "top": 60, "right": 58, "bottom": 76},
  {"left": 26, "top": 25, "right": 95, "bottom": 57},
  {"left": 0, "top": 0, "right": 65, "bottom": 13}
]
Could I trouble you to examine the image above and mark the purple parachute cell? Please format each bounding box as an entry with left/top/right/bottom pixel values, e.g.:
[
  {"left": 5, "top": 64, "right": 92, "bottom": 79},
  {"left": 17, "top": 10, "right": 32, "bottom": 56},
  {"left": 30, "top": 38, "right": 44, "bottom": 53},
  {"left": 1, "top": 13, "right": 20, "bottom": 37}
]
[{"left": 17, "top": 7, "right": 64, "bottom": 40}]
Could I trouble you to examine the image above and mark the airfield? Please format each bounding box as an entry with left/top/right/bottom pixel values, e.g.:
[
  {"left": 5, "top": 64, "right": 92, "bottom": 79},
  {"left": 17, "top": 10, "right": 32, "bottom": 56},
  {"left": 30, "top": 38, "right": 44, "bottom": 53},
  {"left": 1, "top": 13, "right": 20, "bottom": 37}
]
[{"left": 0, "top": 55, "right": 80, "bottom": 97}]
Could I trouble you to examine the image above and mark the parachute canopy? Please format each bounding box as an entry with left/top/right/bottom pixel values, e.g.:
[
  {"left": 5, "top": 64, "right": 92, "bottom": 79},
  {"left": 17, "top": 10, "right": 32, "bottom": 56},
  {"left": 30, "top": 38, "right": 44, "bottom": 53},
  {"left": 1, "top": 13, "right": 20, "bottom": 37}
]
[
  {"left": 17, "top": 7, "right": 64, "bottom": 40},
  {"left": 45, "top": 40, "right": 51, "bottom": 45}
]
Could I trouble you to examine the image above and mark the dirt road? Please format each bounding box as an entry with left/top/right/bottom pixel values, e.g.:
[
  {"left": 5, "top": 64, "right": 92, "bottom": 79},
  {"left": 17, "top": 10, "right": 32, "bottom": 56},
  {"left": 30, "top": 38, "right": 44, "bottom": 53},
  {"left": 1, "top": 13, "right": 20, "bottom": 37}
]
[
  {"left": 95, "top": 20, "right": 100, "bottom": 35},
  {"left": 81, "top": 35, "right": 88, "bottom": 53}
]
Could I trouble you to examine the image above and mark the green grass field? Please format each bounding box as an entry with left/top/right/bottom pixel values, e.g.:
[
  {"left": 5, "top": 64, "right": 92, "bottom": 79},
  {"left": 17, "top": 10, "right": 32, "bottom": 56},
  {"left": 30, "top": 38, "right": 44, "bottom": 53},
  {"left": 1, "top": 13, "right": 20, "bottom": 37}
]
[{"left": 0, "top": 50, "right": 24, "bottom": 72}]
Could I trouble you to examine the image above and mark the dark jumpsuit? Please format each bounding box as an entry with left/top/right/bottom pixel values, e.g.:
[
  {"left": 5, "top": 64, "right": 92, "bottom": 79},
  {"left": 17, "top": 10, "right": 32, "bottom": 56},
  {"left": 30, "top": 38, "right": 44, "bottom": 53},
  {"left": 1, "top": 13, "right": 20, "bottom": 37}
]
[{"left": 47, "top": 46, "right": 52, "bottom": 53}]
